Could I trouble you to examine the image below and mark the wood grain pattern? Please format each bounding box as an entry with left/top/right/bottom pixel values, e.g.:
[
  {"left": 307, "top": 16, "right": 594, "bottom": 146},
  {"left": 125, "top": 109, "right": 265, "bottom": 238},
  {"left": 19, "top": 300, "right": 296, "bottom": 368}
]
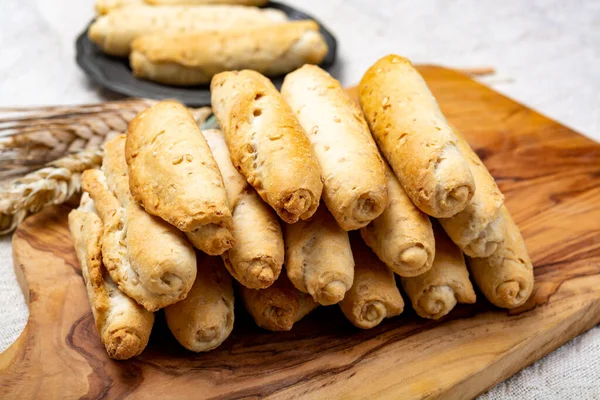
[{"left": 2, "top": 66, "right": 600, "bottom": 399}]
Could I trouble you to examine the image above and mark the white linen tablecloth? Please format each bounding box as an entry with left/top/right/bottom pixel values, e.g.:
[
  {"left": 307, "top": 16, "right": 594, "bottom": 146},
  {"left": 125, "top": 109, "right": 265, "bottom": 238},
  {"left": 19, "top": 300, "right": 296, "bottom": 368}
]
[{"left": 1, "top": 0, "right": 599, "bottom": 398}]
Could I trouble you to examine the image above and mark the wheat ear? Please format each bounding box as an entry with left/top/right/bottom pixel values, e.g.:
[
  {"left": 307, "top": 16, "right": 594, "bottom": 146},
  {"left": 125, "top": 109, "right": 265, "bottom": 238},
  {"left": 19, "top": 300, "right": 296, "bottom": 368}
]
[{"left": 0, "top": 148, "right": 103, "bottom": 234}]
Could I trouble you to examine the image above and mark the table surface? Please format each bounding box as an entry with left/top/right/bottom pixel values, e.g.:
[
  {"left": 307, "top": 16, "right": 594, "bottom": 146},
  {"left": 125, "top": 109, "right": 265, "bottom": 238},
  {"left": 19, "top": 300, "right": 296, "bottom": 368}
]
[{"left": 1, "top": 0, "right": 599, "bottom": 398}]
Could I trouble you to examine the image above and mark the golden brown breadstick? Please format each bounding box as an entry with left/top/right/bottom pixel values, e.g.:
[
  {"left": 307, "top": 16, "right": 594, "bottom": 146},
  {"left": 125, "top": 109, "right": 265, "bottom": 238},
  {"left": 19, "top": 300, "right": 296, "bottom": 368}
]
[
  {"left": 281, "top": 65, "right": 387, "bottom": 231},
  {"left": 88, "top": 5, "right": 287, "bottom": 56},
  {"left": 240, "top": 273, "right": 318, "bottom": 331},
  {"left": 95, "top": 0, "right": 143, "bottom": 14},
  {"left": 439, "top": 132, "right": 505, "bottom": 258},
  {"left": 211, "top": 70, "right": 323, "bottom": 224},
  {"left": 130, "top": 21, "right": 328, "bottom": 86},
  {"left": 145, "top": 0, "right": 268, "bottom": 4},
  {"left": 68, "top": 193, "right": 154, "bottom": 360},
  {"left": 401, "top": 223, "right": 476, "bottom": 319},
  {"left": 467, "top": 206, "right": 534, "bottom": 308},
  {"left": 360, "top": 163, "right": 435, "bottom": 277},
  {"left": 82, "top": 136, "right": 197, "bottom": 311},
  {"left": 126, "top": 100, "right": 234, "bottom": 255},
  {"left": 340, "top": 234, "right": 404, "bottom": 329},
  {"left": 164, "top": 255, "right": 234, "bottom": 352},
  {"left": 202, "top": 129, "right": 284, "bottom": 289},
  {"left": 284, "top": 205, "right": 354, "bottom": 305},
  {"left": 359, "top": 54, "right": 475, "bottom": 218}
]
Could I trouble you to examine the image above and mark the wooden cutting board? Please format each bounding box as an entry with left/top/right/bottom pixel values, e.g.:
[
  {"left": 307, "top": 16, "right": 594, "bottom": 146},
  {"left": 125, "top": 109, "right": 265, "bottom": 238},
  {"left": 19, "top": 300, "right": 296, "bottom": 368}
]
[{"left": 2, "top": 66, "right": 600, "bottom": 400}]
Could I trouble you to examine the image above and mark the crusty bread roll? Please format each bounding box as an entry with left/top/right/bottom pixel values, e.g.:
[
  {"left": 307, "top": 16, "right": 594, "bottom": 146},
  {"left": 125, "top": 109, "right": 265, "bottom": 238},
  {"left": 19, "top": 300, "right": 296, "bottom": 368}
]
[
  {"left": 95, "top": 0, "right": 269, "bottom": 15},
  {"left": 130, "top": 21, "right": 328, "bottom": 86},
  {"left": 467, "top": 206, "right": 534, "bottom": 309},
  {"left": 68, "top": 193, "right": 154, "bottom": 360},
  {"left": 165, "top": 254, "right": 234, "bottom": 352},
  {"left": 361, "top": 163, "right": 435, "bottom": 277},
  {"left": 95, "top": 0, "right": 143, "bottom": 14},
  {"left": 211, "top": 70, "right": 323, "bottom": 224},
  {"left": 281, "top": 65, "right": 387, "bottom": 231},
  {"left": 401, "top": 222, "right": 476, "bottom": 319},
  {"left": 145, "top": 0, "right": 268, "bottom": 4},
  {"left": 439, "top": 131, "right": 505, "bottom": 258},
  {"left": 284, "top": 204, "right": 354, "bottom": 305},
  {"left": 82, "top": 135, "right": 197, "bottom": 311},
  {"left": 359, "top": 54, "right": 475, "bottom": 218},
  {"left": 340, "top": 234, "right": 404, "bottom": 329},
  {"left": 88, "top": 5, "right": 287, "bottom": 56},
  {"left": 240, "top": 272, "right": 318, "bottom": 331},
  {"left": 202, "top": 129, "right": 284, "bottom": 289},
  {"left": 126, "top": 101, "right": 234, "bottom": 255}
]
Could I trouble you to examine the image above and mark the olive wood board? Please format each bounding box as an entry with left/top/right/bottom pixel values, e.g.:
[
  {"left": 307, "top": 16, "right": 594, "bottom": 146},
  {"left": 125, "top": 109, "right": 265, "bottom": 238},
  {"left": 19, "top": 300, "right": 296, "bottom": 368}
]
[{"left": 2, "top": 66, "right": 600, "bottom": 400}]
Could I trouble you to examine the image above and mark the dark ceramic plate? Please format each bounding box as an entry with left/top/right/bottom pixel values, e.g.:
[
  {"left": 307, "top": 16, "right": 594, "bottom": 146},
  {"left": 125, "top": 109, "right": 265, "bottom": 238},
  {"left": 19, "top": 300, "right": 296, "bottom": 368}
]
[{"left": 75, "top": 1, "right": 338, "bottom": 106}]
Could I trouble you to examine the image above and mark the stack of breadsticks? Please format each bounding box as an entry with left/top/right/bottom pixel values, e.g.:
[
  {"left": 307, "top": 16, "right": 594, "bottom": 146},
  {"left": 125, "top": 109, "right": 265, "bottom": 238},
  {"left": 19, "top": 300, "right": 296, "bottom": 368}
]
[
  {"left": 89, "top": 0, "right": 328, "bottom": 86},
  {"left": 69, "top": 54, "right": 534, "bottom": 360}
]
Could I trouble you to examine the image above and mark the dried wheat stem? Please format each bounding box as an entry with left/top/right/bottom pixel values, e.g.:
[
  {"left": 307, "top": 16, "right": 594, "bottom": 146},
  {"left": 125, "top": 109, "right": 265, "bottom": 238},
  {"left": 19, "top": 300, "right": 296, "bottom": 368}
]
[
  {"left": 0, "top": 98, "right": 158, "bottom": 123},
  {"left": 0, "top": 148, "right": 103, "bottom": 234},
  {"left": 456, "top": 67, "right": 496, "bottom": 76}
]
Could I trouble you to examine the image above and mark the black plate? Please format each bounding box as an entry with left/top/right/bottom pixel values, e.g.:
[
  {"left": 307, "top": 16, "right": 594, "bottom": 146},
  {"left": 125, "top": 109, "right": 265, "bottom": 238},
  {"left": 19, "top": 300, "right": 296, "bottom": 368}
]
[{"left": 75, "top": 1, "right": 338, "bottom": 106}]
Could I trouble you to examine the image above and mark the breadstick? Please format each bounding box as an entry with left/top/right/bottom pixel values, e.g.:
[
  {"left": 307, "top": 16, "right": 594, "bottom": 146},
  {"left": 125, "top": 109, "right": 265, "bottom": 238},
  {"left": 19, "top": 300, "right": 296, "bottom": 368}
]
[
  {"left": 281, "top": 65, "right": 387, "bottom": 230},
  {"left": 126, "top": 100, "right": 234, "bottom": 255},
  {"left": 68, "top": 193, "right": 154, "bottom": 360},
  {"left": 360, "top": 163, "right": 435, "bottom": 277},
  {"left": 164, "top": 254, "right": 234, "bottom": 352},
  {"left": 211, "top": 70, "right": 323, "bottom": 224},
  {"left": 88, "top": 5, "right": 287, "bottom": 56},
  {"left": 401, "top": 223, "right": 476, "bottom": 319},
  {"left": 145, "top": 0, "right": 268, "bottom": 4},
  {"left": 82, "top": 135, "right": 197, "bottom": 311},
  {"left": 131, "top": 21, "right": 328, "bottom": 86},
  {"left": 340, "top": 234, "right": 404, "bottom": 329},
  {"left": 467, "top": 206, "right": 534, "bottom": 308},
  {"left": 284, "top": 204, "right": 354, "bottom": 305},
  {"left": 240, "top": 273, "right": 318, "bottom": 331},
  {"left": 359, "top": 54, "right": 475, "bottom": 218},
  {"left": 439, "top": 132, "right": 505, "bottom": 257},
  {"left": 202, "top": 129, "right": 284, "bottom": 289},
  {"left": 95, "top": 0, "right": 143, "bottom": 15}
]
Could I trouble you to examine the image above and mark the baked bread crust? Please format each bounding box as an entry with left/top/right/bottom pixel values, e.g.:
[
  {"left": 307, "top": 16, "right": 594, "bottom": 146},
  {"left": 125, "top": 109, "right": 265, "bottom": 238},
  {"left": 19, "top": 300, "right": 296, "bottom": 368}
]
[
  {"left": 203, "top": 129, "right": 284, "bottom": 289},
  {"left": 88, "top": 5, "right": 287, "bottom": 56},
  {"left": 281, "top": 65, "right": 387, "bottom": 230},
  {"left": 126, "top": 100, "right": 234, "bottom": 255},
  {"left": 146, "top": 0, "right": 268, "bottom": 4},
  {"left": 467, "top": 206, "right": 534, "bottom": 309},
  {"left": 240, "top": 273, "right": 317, "bottom": 331},
  {"left": 82, "top": 135, "right": 197, "bottom": 311},
  {"left": 95, "top": 0, "right": 143, "bottom": 15},
  {"left": 68, "top": 193, "right": 154, "bottom": 360},
  {"left": 401, "top": 222, "right": 476, "bottom": 320},
  {"left": 339, "top": 235, "right": 404, "bottom": 329},
  {"left": 439, "top": 131, "right": 505, "bottom": 258},
  {"left": 361, "top": 163, "right": 435, "bottom": 277},
  {"left": 165, "top": 254, "right": 235, "bottom": 352},
  {"left": 284, "top": 204, "right": 354, "bottom": 306},
  {"left": 130, "top": 21, "right": 328, "bottom": 86},
  {"left": 359, "top": 54, "right": 475, "bottom": 218},
  {"left": 211, "top": 70, "right": 323, "bottom": 224}
]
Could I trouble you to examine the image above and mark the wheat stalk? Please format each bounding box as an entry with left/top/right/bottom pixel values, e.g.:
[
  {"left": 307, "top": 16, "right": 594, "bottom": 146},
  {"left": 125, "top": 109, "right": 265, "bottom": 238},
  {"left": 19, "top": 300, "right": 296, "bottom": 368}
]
[
  {"left": 0, "top": 99, "right": 158, "bottom": 122},
  {"left": 0, "top": 148, "right": 103, "bottom": 234},
  {"left": 0, "top": 99, "right": 154, "bottom": 181}
]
